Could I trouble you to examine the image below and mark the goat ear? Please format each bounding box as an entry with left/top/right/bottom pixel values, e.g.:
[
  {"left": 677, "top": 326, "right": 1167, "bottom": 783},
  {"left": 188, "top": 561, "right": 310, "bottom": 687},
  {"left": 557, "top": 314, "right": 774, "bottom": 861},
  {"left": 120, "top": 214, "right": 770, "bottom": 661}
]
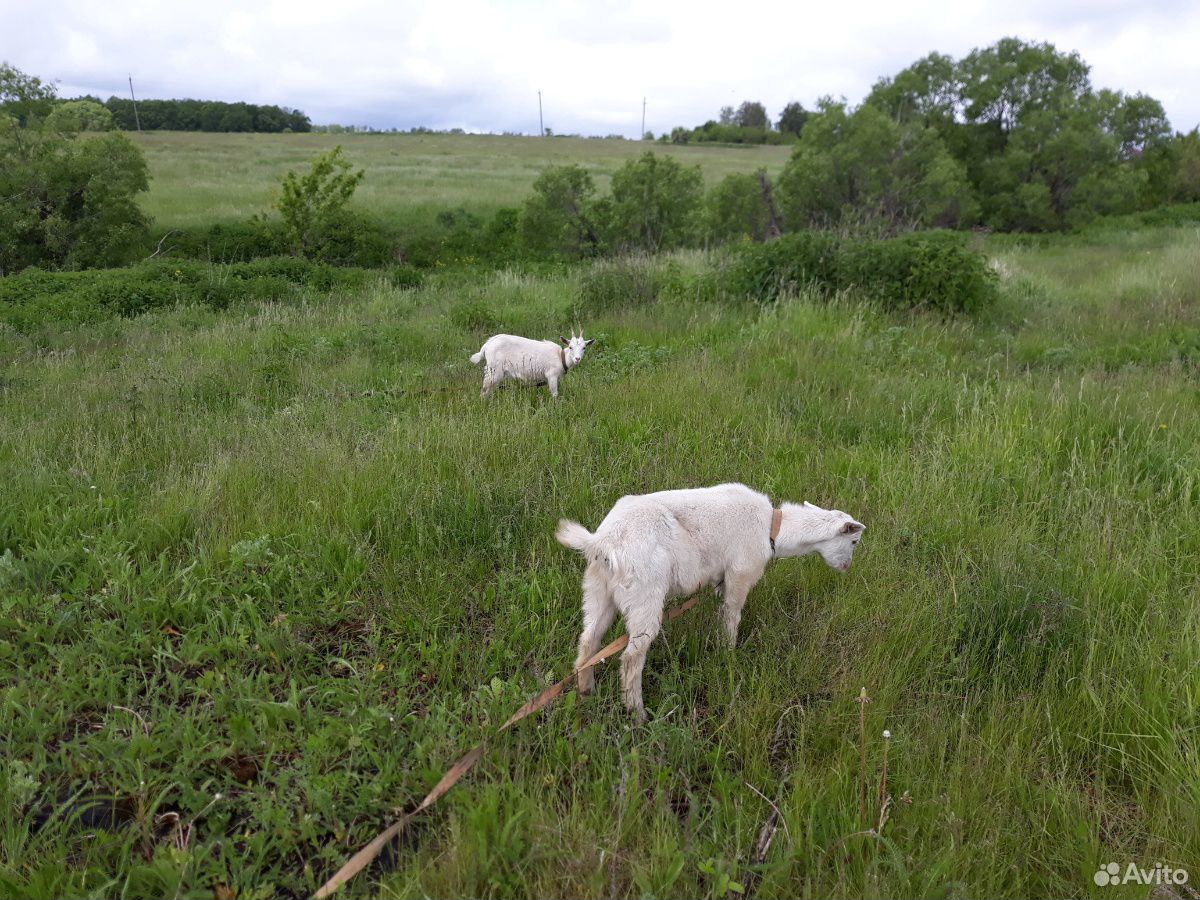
[
  {"left": 841, "top": 521, "right": 864, "bottom": 535},
  {"left": 559, "top": 335, "right": 570, "bottom": 345},
  {"left": 584, "top": 338, "right": 594, "bottom": 346}
]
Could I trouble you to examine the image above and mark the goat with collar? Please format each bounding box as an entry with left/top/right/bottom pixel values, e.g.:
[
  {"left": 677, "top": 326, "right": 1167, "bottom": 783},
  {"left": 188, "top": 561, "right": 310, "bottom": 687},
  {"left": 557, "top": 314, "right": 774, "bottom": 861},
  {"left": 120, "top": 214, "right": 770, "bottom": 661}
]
[
  {"left": 557, "top": 482, "right": 865, "bottom": 722},
  {"left": 470, "top": 330, "right": 594, "bottom": 398}
]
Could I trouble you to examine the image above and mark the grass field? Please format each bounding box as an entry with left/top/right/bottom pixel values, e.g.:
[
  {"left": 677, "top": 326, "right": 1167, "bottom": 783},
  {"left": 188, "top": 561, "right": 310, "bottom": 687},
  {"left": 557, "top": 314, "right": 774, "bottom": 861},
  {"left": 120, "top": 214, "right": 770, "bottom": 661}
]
[
  {"left": 131, "top": 132, "right": 793, "bottom": 231},
  {"left": 1, "top": 134, "right": 1199, "bottom": 899}
]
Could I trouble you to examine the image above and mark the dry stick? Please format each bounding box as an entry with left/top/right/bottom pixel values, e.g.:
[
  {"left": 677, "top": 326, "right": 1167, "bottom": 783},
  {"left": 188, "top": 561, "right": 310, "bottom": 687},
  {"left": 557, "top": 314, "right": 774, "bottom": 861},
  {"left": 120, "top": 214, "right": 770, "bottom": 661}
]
[
  {"left": 312, "top": 595, "right": 703, "bottom": 899},
  {"left": 145, "top": 230, "right": 178, "bottom": 261},
  {"left": 876, "top": 730, "right": 891, "bottom": 816},
  {"left": 746, "top": 781, "right": 792, "bottom": 866},
  {"left": 856, "top": 687, "right": 870, "bottom": 827}
]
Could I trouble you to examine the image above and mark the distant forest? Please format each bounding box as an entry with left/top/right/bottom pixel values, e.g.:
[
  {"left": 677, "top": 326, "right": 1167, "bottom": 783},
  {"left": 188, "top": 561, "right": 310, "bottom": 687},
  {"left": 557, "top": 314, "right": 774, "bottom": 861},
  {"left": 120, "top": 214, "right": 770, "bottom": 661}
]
[{"left": 71, "top": 95, "right": 312, "bottom": 132}]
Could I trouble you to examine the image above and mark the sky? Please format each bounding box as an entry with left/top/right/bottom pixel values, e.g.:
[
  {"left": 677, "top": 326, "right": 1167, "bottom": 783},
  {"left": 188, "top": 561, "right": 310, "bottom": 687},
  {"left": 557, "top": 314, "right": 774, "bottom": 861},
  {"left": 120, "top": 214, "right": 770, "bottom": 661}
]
[{"left": 2, "top": 0, "right": 1197, "bottom": 136}]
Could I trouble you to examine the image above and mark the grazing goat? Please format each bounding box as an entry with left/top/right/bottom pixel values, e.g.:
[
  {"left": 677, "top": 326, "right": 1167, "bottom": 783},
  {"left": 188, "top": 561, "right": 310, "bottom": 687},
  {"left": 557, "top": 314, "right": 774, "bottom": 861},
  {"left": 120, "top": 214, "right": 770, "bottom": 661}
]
[
  {"left": 556, "top": 483, "right": 864, "bottom": 722},
  {"left": 469, "top": 330, "right": 593, "bottom": 398}
]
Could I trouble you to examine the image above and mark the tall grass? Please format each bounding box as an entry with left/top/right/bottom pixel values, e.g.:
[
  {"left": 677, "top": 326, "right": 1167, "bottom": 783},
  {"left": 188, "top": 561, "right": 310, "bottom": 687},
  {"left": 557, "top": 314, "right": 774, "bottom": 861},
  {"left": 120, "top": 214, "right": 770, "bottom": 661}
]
[{"left": 1, "top": 228, "right": 1197, "bottom": 898}]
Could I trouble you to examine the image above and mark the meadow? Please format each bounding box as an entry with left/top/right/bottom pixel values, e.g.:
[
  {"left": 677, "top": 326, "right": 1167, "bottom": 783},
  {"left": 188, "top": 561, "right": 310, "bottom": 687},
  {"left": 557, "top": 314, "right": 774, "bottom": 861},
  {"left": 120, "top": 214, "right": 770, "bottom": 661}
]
[
  {"left": 1, "top": 134, "right": 1198, "bottom": 900},
  {"left": 130, "top": 132, "right": 793, "bottom": 231}
]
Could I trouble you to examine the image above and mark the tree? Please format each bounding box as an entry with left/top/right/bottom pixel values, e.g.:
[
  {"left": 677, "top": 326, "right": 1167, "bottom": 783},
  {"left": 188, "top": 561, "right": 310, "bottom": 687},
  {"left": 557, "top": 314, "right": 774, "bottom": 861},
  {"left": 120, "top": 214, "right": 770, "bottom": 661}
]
[
  {"left": 45, "top": 100, "right": 114, "bottom": 132},
  {"left": 776, "top": 100, "right": 977, "bottom": 232},
  {"left": 0, "top": 114, "right": 150, "bottom": 273},
  {"left": 519, "top": 164, "right": 600, "bottom": 258},
  {"left": 866, "top": 52, "right": 960, "bottom": 127},
  {"left": 718, "top": 105, "right": 736, "bottom": 125},
  {"left": 777, "top": 102, "right": 809, "bottom": 137},
  {"left": 274, "top": 146, "right": 365, "bottom": 258},
  {"left": 958, "top": 38, "right": 1091, "bottom": 133},
  {"left": 859, "top": 39, "right": 1177, "bottom": 229},
  {"left": 705, "top": 170, "right": 780, "bottom": 243},
  {"left": 601, "top": 152, "right": 703, "bottom": 252},
  {"left": 0, "top": 62, "right": 56, "bottom": 126},
  {"left": 1, "top": 64, "right": 150, "bottom": 273},
  {"left": 1142, "top": 129, "right": 1200, "bottom": 204},
  {"left": 1101, "top": 91, "right": 1171, "bottom": 160},
  {"left": 735, "top": 101, "right": 769, "bottom": 130},
  {"left": 974, "top": 96, "right": 1145, "bottom": 230}
]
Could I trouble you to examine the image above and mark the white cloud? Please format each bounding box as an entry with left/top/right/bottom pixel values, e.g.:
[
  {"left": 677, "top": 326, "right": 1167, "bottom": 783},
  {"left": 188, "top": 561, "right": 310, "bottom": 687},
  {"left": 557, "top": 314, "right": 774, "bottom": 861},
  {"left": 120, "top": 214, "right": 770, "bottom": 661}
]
[{"left": 2, "top": 0, "right": 1196, "bottom": 134}]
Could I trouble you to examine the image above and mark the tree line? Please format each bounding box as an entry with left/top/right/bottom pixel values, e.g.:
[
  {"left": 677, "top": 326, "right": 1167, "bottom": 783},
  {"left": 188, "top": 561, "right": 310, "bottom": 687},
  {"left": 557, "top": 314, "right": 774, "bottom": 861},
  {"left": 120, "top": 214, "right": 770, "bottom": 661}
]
[
  {"left": 661, "top": 38, "right": 1199, "bottom": 231},
  {"left": 658, "top": 100, "right": 805, "bottom": 145},
  {"left": 98, "top": 97, "right": 311, "bottom": 133},
  {"left": 0, "top": 67, "right": 310, "bottom": 133}
]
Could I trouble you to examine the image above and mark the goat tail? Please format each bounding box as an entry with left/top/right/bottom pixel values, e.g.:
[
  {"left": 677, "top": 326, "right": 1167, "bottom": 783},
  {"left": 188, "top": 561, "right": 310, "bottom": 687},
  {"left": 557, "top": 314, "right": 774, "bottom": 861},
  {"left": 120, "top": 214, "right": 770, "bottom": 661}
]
[
  {"left": 469, "top": 348, "right": 485, "bottom": 365},
  {"left": 555, "top": 519, "right": 595, "bottom": 554}
]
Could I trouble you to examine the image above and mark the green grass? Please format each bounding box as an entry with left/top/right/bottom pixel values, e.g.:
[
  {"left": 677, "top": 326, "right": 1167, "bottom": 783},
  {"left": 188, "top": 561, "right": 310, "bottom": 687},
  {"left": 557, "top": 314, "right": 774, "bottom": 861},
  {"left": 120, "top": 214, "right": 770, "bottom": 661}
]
[
  {"left": 131, "top": 132, "right": 794, "bottom": 232},
  {"left": 2, "top": 180, "right": 1199, "bottom": 897}
]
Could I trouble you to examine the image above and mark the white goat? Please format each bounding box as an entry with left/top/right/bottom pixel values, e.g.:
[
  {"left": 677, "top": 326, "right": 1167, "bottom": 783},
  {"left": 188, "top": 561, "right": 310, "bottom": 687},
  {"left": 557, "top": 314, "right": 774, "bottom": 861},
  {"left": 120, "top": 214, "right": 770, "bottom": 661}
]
[
  {"left": 556, "top": 482, "right": 864, "bottom": 721},
  {"left": 469, "top": 330, "right": 594, "bottom": 398}
]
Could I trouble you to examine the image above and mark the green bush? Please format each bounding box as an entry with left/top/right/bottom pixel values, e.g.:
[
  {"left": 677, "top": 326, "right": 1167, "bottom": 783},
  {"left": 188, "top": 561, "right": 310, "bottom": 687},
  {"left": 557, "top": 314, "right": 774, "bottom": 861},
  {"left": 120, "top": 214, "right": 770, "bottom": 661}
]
[
  {"left": 577, "top": 257, "right": 663, "bottom": 314},
  {"left": 654, "top": 260, "right": 723, "bottom": 304},
  {"left": 704, "top": 170, "right": 778, "bottom": 244},
  {"left": 519, "top": 165, "right": 601, "bottom": 259},
  {"left": 0, "top": 258, "right": 377, "bottom": 332},
  {"left": 272, "top": 145, "right": 366, "bottom": 260},
  {"left": 386, "top": 264, "right": 424, "bottom": 290},
  {"left": 841, "top": 230, "right": 998, "bottom": 313},
  {"left": 400, "top": 207, "right": 526, "bottom": 269},
  {"left": 167, "top": 215, "right": 397, "bottom": 267},
  {"left": 1080, "top": 201, "right": 1200, "bottom": 232},
  {"left": 449, "top": 296, "right": 499, "bottom": 332},
  {"left": 0, "top": 124, "right": 151, "bottom": 273},
  {"left": 727, "top": 230, "right": 997, "bottom": 313},
  {"left": 725, "top": 231, "right": 841, "bottom": 301},
  {"left": 601, "top": 152, "right": 704, "bottom": 253},
  {"left": 44, "top": 100, "right": 114, "bottom": 132}
]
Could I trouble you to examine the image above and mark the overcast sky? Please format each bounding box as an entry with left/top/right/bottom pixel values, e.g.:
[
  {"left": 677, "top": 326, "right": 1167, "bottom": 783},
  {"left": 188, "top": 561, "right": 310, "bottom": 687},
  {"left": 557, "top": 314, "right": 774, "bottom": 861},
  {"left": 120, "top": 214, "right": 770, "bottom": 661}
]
[{"left": 3, "top": 0, "right": 1197, "bottom": 136}]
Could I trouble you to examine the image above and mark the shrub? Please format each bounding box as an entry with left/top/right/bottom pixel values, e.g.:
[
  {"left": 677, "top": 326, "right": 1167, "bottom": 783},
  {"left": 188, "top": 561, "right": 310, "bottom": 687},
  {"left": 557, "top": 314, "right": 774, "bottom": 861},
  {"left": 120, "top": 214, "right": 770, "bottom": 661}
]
[
  {"left": 725, "top": 231, "right": 841, "bottom": 301},
  {"left": 44, "top": 100, "right": 114, "bottom": 132},
  {"left": 839, "top": 230, "right": 998, "bottom": 313},
  {"left": 0, "top": 121, "right": 151, "bottom": 273},
  {"left": 519, "top": 166, "right": 600, "bottom": 258},
  {"left": 577, "top": 257, "right": 662, "bottom": 314},
  {"left": 167, "top": 221, "right": 286, "bottom": 262},
  {"left": 386, "top": 264, "right": 424, "bottom": 290},
  {"left": 1, "top": 64, "right": 150, "bottom": 273},
  {"left": 273, "top": 145, "right": 365, "bottom": 259},
  {"left": 705, "top": 170, "right": 779, "bottom": 244},
  {"left": 654, "top": 260, "right": 723, "bottom": 304},
  {"left": 601, "top": 152, "right": 704, "bottom": 253},
  {"left": 727, "top": 230, "right": 997, "bottom": 313},
  {"left": 449, "top": 297, "right": 499, "bottom": 332},
  {"left": 776, "top": 101, "right": 977, "bottom": 233},
  {"left": 167, "top": 214, "right": 396, "bottom": 268},
  {"left": 0, "top": 258, "right": 377, "bottom": 332},
  {"left": 484, "top": 208, "right": 522, "bottom": 260}
]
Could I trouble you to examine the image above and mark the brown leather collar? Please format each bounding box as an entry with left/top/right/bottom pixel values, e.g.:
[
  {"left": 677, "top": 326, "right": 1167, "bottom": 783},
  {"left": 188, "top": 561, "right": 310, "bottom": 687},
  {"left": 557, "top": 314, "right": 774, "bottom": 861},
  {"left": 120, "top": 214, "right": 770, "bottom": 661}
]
[
  {"left": 559, "top": 347, "right": 569, "bottom": 373},
  {"left": 769, "top": 508, "right": 782, "bottom": 554}
]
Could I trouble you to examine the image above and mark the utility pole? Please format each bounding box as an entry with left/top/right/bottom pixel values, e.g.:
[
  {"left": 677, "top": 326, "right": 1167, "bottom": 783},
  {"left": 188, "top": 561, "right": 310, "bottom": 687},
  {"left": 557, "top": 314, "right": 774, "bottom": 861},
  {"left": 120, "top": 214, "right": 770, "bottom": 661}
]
[
  {"left": 128, "top": 75, "right": 142, "bottom": 133},
  {"left": 641, "top": 97, "right": 646, "bottom": 138},
  {"left": 538, "top": 90, "right": 544, "bottom": 137}
]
